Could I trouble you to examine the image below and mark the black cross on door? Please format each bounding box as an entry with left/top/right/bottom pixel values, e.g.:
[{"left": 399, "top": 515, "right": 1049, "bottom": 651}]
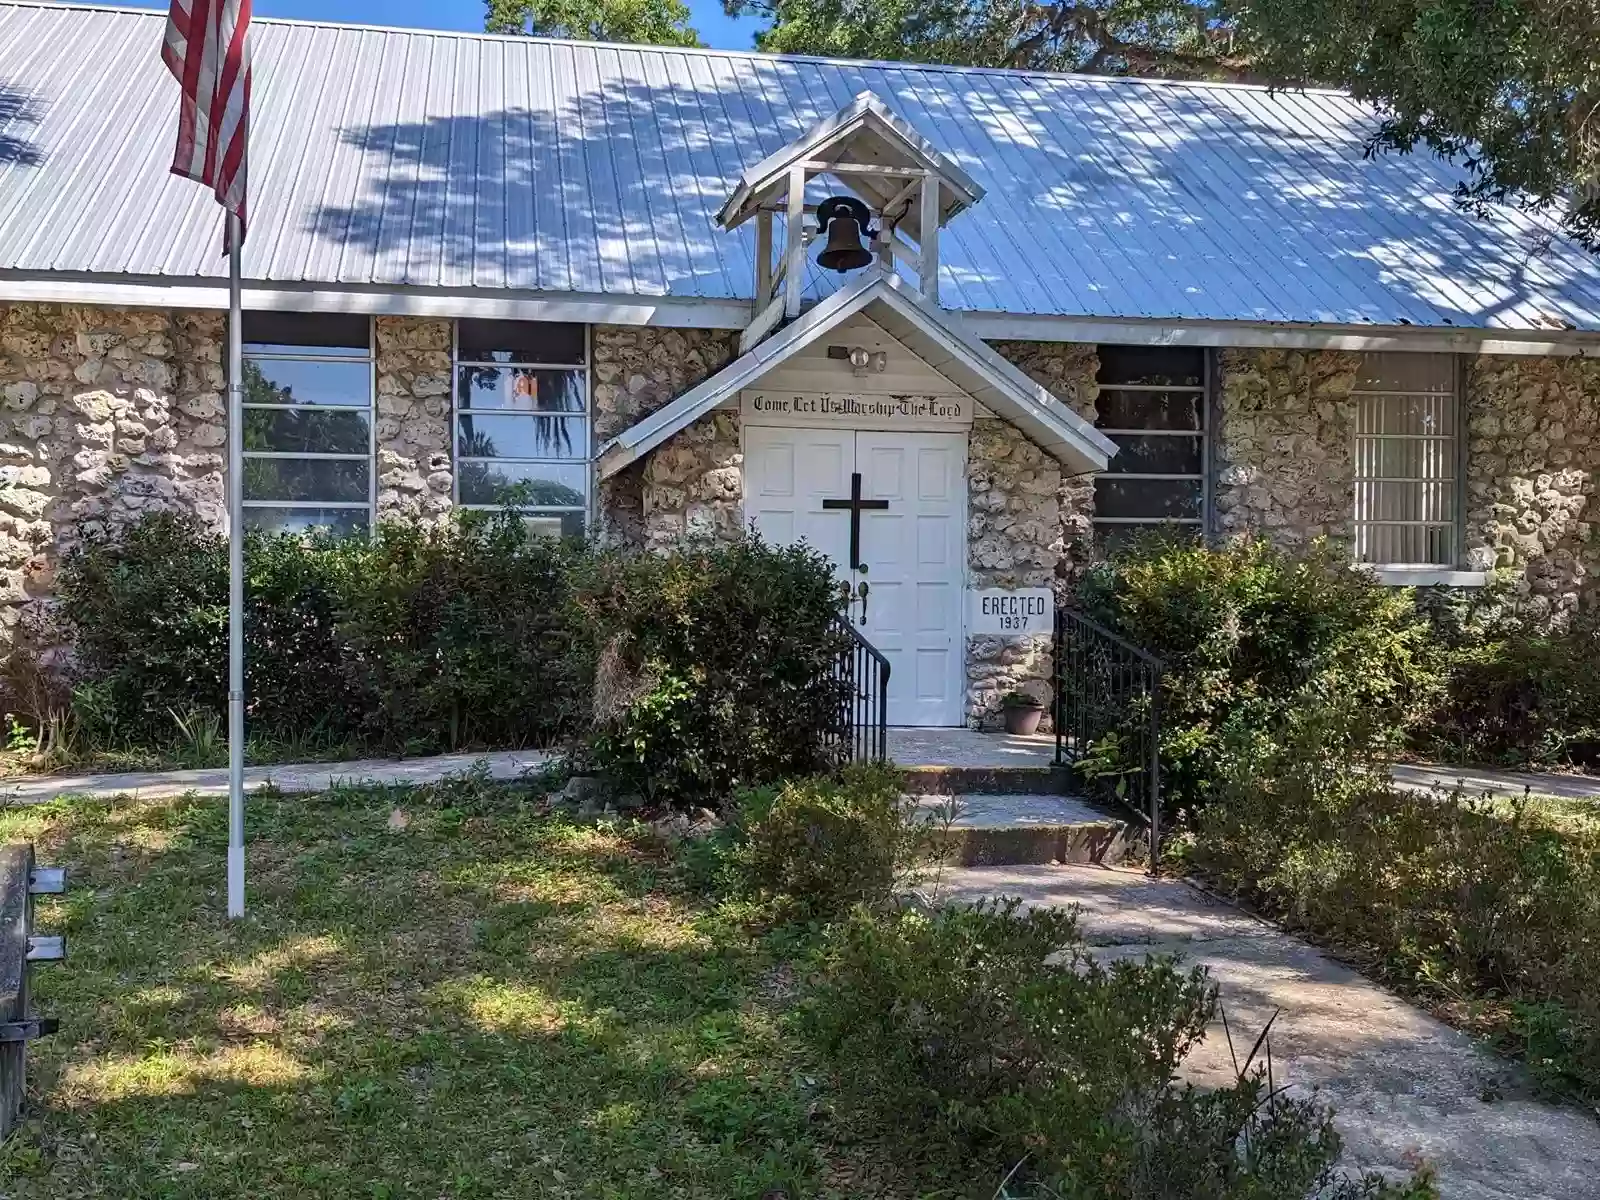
[{"left": 821, "top": 471, "right": 889, "bottom": 572}]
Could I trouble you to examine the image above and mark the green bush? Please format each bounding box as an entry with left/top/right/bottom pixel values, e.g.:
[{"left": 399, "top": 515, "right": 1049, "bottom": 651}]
[
  {"left": 806, "top": 898, "right": 1432, "bottom": 1199},
  {"left": 1415, "top": 592, "right": 1600, "bottom": 769},
  {"left": 573, "top": 535, "right": 846, "bottom": 806},
  {"left": 732, "top": 764, "right": 912, "bottom": 919},
  {"left": 48, "top": 510, "right": 589, "bottom": 757},
  {"left": 52, "top": 514, "right": 229, "bottom": 746},
  {"left": 243, "top": 526, "right": 368, "bottom": 743},
  {"left": 1192, "top": 694, "right": 1600, "bottom": 1103},
  {"left": 1075, "top": 538, "right": 1441, "bottom": 818},
  {"left": 333, "top": 512, "right": 588, "bottom": 753}
]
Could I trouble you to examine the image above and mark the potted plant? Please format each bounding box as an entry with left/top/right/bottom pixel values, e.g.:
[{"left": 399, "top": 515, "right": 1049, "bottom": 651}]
[{"left": 999, "top": 690, "right": 1047, "bottom": 736}]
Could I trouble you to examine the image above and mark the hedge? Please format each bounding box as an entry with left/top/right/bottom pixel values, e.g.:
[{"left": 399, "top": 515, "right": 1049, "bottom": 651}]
[{"left": 16, "top": 514, "right": 844, "bottom": 805}]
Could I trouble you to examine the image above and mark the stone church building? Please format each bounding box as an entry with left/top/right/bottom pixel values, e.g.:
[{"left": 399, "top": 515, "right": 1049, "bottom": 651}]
[{"left": 1, "top": 2, "right": 1599, "bottom": 727}]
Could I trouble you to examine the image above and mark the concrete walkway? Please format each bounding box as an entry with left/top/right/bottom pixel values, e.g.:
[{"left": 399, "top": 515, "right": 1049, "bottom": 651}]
[
  {"left": 0, "top": 748, "right": 556, "bottom": 804},
  {"left": 941, "top": 863, "right": 1600, "bottom": 1199},
  {"left": 1391, "top": 761, "right": 1600, "bottom": 802}
]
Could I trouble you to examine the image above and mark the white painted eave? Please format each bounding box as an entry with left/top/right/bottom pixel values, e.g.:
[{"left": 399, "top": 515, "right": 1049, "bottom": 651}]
[
  {"left": 0, "top": 272, "right": 753, "bottom": 330},
  {"left": 961, "top": 311, "right": 1600, "bottom": 357},
  {"left": 5, "top": 270, "right": 1599, "bottom": 355},
  {"left": 596, "top": 273, "right": 1115, "bottom": 480}
]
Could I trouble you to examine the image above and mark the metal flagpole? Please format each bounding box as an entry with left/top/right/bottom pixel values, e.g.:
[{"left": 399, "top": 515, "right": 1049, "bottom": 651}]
[{"left": 226, "top": 212, "right": 246, "bottom": 919}]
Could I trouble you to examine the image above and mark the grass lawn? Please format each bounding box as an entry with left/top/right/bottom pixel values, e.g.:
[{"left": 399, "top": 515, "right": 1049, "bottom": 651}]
[{"left": 0, "top": 775, "right": 910, "bottom": 1199}]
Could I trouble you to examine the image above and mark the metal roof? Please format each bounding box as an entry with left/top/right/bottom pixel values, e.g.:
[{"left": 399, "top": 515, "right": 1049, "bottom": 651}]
[{"left": 3, "top": 1, "right": 1600, "bottom": 333}]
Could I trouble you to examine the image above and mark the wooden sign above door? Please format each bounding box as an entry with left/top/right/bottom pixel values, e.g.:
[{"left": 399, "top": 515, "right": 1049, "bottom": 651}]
[{"left": 740, "top": 391, "right": 972, "bottom": 428}]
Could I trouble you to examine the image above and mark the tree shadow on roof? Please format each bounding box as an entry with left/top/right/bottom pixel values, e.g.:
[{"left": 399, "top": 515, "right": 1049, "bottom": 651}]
[
  {"left": 0, "top": 82, "right": 44, "bottom": 167},
  {"left": 296, "top": 50, "right": 1600, "bottom": 331}
]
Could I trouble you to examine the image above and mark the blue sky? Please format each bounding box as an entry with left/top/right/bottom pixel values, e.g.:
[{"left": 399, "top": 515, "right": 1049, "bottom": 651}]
[{"left": 105, "top": 0, "right": 769, "bottom": 49}]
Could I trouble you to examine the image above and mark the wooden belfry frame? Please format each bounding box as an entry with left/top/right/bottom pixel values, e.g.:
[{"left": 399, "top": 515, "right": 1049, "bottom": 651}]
[{"left": 715, "top": 92, "right": 986, "bottom": 354}]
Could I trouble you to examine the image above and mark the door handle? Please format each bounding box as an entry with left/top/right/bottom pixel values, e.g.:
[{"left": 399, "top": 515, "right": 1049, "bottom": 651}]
[{"left": 856, "top": 580, "right": 870, "bottom": 626}]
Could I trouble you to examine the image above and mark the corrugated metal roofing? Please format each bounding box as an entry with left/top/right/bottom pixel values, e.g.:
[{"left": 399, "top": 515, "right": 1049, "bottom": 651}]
[{"left": 3, "top": 1, "right": 1600, "bottom": 332}]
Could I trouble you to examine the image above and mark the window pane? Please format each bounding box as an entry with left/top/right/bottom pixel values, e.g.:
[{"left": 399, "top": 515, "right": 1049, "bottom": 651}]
[
  {"left": 1356, "top": 436, "right": 1455, "bottom": 482},
  {"left": 244, "top": 506, "right": 369, "bottom": 537},
  {"left": 1095, "top": 390, "right": 1202, "bottom": 431},
  {"left": 244, "top": 358, "right": 370, "bottom": 408},
  {"left": 457, "top": 366, "right": 585, "bottom": 413},
  {"left": 1355, "top": 479, "right": 1454, "bottom": 523},
  {"left": 457, "top": 319, "right": 585, "bottom": 365},
  {"left": 1358, "top": 352, "right": 1452, "bottom": 394},
  {"left": 244, "top": 457, "right": 370, "bottom": 503},
  {"left": 458, "top": 461, "right": 587, "bottom": 507},
  {"left": 1094, "top": 477, "right": 1202, "bottom": 520},
  {"left": 519, "top": 512, "right": 586, "bottom": 539},
  {"left": 1356, "top": 393, "right": 1454, "bottom": 437},
  {"left": 1095, "top": 522, "right": 1202, "bottom": 556},
  {"left": 1097, "top": 345, "right": 1204, "bottom": 387},
  {"left": 242, "top": 312, "right": 370, "bottom": 354},
  {"left": 457, "top": 414, "right": 586, "bottom": 459},
  {"left": 1104, "top": 433, "right": 1202, "bottom": 475},
  {"left": 1355, "top": 523, "right": 1453, "bottom": 566},
  {"left": 244, "top": 407, "right": 370, "bottom": 454}
]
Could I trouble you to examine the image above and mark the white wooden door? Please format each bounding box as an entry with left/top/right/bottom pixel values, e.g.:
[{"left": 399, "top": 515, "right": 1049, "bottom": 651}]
[
  {"left": 744, "top": 425, "right": 967, "bottom": 727},
  {"left": 743, "top": 425, "right": 855, "bottom": 587},
  {"left": 855, "top": 431, "right": 966, "bottom": 727}
]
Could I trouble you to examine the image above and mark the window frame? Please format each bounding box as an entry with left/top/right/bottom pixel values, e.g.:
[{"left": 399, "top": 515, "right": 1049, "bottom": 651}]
[
  {"left": 1351, "top": 352, "right": 1466, "bottom": 573},
  {"left": 450, "top": 321, "right": 593, "bottom": 536},
  {"left": 1090, "top": 347, "right": 1211, "bottom": 539},
  {"left": 239, "top": 314, "right": 376, "bottom": 536}
]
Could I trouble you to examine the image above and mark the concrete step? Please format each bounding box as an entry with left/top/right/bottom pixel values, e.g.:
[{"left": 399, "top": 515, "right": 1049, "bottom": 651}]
[
  {"left": 899, "top": 763, "right": 1075, "bottom": 797},
  {"left": 911, "top": 792, "right": 1132, "bottom": 867}
]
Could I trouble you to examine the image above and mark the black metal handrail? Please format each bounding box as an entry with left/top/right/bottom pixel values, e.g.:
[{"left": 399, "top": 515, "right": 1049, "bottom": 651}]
[
  {"left": 824, "top": 611, "right": 891, "bottom": 765},
  {"left": 1053, "top": 608, "right": 1165, "bottom": 868}
]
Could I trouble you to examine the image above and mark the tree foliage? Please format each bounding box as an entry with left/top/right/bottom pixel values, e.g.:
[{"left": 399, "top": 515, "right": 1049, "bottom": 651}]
[
  {"left": 728, "top": 0, "right": 1252, "bottom": 77},
  {"left": 485, "top": 0, "right": 701, "bottom": 46},
  {"left": 1242, "top": 0, "right": 1600, "bottom": 252}
]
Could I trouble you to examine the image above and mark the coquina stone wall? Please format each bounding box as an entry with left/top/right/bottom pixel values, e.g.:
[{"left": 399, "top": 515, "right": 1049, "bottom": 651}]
[
  {"left": 965, "top": 418, "right": 1063, "bottom": 725},
  {"left": 990, "top": 340, "right": 1101, "bottom": 579},
  {"left": 638, "top": 410, "right": 744, "bottom": 550},
  {"left": 0, "top": 303, "right": 228, "bottom": 651},
  {"left": 590, "top": 326, "right": 740, "bottom": 546},
  {"left": 375, "top": 317, "right": 453, "bottom": 523},
  {"left": 1466, "top": 356, "right": 1600, "bottom": 622},
  {"left": 963, "top": 341, "right": 1099, "bottom": 727},
  {"left": 1213, "top": 348, "right": 1361, "bottom": 547}
]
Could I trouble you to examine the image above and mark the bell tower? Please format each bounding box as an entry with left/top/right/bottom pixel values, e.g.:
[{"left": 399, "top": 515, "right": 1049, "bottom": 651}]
[{"left": 716, "top": 92, "right": 985, "bottom": 353}]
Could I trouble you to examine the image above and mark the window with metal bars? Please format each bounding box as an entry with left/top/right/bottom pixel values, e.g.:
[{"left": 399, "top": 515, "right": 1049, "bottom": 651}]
[
  {"left": 1352, "top": 353, "right": 1460, "bottom": 568},
  {"left": 453, "top": 320, "right": 589, "bottom": 539},
  {"left": 239, "top": 312, "right": 374, "bottom": 537},
  {"left": 1091, "top": 345, "right": 1208, "bottom": 549}
]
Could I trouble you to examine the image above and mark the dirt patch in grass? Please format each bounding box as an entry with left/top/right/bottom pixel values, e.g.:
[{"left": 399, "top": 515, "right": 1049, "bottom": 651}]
[{"left": 0, "top": 785, "right": 898, "bottom": 1199}]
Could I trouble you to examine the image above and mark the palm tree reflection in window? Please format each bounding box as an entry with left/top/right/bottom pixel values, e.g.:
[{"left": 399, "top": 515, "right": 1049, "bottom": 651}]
[{"left": 458, "top": 366, "right": 581, "bottom": 459}]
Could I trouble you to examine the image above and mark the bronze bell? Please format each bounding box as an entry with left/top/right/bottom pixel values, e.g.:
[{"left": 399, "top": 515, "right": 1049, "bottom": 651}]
[{"left": 815, "top": 196, "right": 874, "bottom": 273}]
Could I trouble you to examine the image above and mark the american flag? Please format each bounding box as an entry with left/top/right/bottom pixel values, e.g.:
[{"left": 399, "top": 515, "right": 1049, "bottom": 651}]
[{"left": 162, "top": 0, "right": 251, "bottom": 243}]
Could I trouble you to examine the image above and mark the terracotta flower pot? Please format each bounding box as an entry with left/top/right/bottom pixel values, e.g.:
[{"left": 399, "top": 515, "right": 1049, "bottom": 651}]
[{"left": 1003, "top": 704, "right": 1045, "bottom": 736}]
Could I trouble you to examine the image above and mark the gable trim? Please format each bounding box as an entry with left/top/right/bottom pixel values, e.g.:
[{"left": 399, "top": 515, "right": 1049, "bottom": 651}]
[{"left": 595, "top": 275, "right": 1116, "bottom": 480}]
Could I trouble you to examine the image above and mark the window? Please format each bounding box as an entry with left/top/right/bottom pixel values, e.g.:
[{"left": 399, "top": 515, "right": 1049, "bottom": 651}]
[
  {"left": 240, "top": 312, "right": 373, "bottom": 536},
  {"left": 1092, "top": 346, "right": 1207, "bottom": 545},
  {"left": 453, "top": 319, "right": 589, "bottom": 538},
  {"left": 1353, "top": 353, "right": 1460, "bottom": 568}
]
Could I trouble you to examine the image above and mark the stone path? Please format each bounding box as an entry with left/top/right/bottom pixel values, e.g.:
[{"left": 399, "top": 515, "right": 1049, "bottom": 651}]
[
  {"left": 1391, "top": 762, "right": 1600, "bottom": 802},
  {"left": 0, "top": 748, "right": 556, "bottom": 804},
  {"left": 940, "top": 863, "right": 1600, "bottom": 1199},
  {"left": 887, "top": 726, "right": 1055, "bottom": 769}
]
